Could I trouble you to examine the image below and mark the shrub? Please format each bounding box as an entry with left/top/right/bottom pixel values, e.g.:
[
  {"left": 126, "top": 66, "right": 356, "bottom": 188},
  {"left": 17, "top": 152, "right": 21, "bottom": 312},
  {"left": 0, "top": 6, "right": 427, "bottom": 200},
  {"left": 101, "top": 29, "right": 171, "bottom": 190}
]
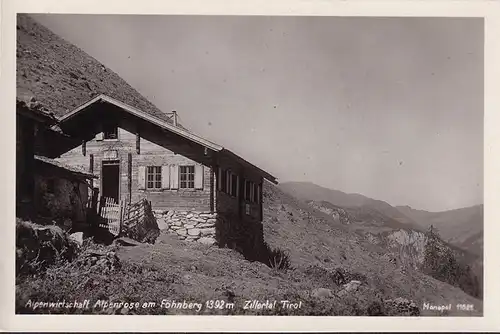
[
  {"left": 422, "top": 225, "right": 482, "bottom": 298},
  {"left": 258, "top": 241, "right": 291, "bottom": 271}
]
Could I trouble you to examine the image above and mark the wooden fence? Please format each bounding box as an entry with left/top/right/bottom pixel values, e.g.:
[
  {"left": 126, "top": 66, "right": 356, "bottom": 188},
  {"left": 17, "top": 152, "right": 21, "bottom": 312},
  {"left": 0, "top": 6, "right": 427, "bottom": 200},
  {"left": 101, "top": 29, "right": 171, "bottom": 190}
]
[
  {"left": 97, "top": 197, "right": 155, "bottom": 240},
  {"left": 98, "top": 197, "right": 126, "bottom": 236}
]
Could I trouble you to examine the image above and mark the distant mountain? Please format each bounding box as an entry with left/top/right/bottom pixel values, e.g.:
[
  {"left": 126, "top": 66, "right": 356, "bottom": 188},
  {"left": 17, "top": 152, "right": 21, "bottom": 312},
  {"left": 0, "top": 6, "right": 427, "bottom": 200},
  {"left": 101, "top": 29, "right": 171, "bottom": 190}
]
[
  {"left": 279, "top": 181, "right": 420, "bottom": 229},
  {"left": 279, "top": 181, "right": 483, "bottom": 256},
  {"left": 396, "top": 205, "right": 483, "bottom": 256}
]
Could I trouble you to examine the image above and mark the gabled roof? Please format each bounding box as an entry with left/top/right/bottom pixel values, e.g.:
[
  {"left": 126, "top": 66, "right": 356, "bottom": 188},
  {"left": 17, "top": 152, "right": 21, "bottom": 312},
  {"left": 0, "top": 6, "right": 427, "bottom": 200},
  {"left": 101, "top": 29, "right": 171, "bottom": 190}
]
[
  {"left": 35, "top": 155, "right": 98, "bottom": 179},
  {"left": 57, "top": 94, "right": 278, "bottom": 183},
  {"left": 59, "top": 94, "right": 223, "bottom": 152}
]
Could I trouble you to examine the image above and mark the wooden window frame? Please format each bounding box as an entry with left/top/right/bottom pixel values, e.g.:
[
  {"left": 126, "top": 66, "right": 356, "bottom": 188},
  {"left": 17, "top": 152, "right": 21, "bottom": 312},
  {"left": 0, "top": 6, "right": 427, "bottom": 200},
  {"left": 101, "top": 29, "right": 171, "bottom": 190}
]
[
  {"left": 230, "top": 173, "right": 238, "bottom": 197},
  {"left": 103, "top": 122, "right": 118, "bottom": 140},
  {"left": 179, "top": 165, "right": 195, "bottom": 189},
  {"left": 146, "top": 166, "right": 162, "bottom": 190}
]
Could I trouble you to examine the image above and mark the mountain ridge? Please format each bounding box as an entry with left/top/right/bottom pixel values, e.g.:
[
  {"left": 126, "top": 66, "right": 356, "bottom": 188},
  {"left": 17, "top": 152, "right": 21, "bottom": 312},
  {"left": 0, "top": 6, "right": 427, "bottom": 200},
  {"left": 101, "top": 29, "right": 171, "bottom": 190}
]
[{"left": 279, "top": 181, "right": 483, "bottom": 256}]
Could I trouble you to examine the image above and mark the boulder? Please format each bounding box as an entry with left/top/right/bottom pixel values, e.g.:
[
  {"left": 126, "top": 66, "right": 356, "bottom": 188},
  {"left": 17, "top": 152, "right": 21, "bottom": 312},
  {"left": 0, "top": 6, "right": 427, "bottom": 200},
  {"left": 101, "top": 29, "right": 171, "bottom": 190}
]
[
  {"left": 197, "top": 237, "right": 216, "bottom": 245},
  {"left": 336, "top": 280, "right": 362, "bottom": 297},
  {"left": 311, "top": 288, "right": 333, "bottom": 298},
  {"left": 343, "top": 280, "right": 362, "bottom": 292},
  {"left": 157, "top": 219, "right": 168, "bottom": 230},
  {"left": 184, "top": 224, "right": 196, "bottom": 229},
  {"left": 69, "top": 232, "right": 84, "bottom": 247},
  {"left": 177, "top": 228, "right": 188, "bottom": 236}
]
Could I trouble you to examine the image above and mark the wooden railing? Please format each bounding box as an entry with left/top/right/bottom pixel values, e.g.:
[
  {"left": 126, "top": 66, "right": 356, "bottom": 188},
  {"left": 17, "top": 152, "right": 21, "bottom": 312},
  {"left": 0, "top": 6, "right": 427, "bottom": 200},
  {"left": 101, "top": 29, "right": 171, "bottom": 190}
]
[
  {"left": 98, "top": 197, "right": 125, "bottom": 236},
  {"left": 97, "top": 197, "right": 155, "bottom": 240}
]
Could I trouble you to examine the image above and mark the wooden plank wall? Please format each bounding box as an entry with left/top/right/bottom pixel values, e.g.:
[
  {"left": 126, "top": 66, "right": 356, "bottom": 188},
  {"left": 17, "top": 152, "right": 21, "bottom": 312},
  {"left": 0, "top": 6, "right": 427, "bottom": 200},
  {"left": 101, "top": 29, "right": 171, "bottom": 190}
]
[{"left": 58, "top": 118, "right": 213, "bottom": 211}]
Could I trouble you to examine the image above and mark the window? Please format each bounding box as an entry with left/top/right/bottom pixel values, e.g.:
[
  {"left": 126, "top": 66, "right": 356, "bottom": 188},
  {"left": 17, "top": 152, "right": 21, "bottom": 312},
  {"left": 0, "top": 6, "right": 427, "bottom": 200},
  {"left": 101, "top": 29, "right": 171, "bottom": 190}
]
[
  {"left": 244, "top": 179, "right": 258, "bottom": 202},
  {"left": 226, "top": 170, "right": 231, "bottom": 194},
  {"left": 180, "top": 165, "right": 195, "bottom": 189},
  {"left": 244, "top": 180, "right": 252, "bottom": 201},
  {"left": 103, "top": 122, "right": 118, "bottom": 140},
  {"left": 231, "top": 173, "right": 238, "bottom": 197},
  {"left": 146, "top": 166, "right": 162, "bottom": 189}
]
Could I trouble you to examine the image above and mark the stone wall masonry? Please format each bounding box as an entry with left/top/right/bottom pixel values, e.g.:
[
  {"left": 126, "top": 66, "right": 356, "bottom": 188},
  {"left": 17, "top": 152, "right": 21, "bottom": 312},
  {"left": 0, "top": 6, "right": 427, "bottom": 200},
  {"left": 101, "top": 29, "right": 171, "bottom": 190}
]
[{"left": 153, "top": 210, "right": 217, "bottom": 245}]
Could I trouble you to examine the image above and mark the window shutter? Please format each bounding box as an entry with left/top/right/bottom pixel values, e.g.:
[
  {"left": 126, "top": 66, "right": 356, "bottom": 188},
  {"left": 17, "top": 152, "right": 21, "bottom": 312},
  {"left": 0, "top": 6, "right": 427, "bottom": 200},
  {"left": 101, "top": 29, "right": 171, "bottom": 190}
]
[
  {"left": 226, "top": 171, "right": 231, "bottom": 193},
  {"left": 96, "top": 132, "right": 103, "bottom": 141},
  {"left": 217, "top": 167, "right": 222, "bottom": 191},
  {"left": 243, "top": 179, "right": 247, "bottom": 200},
  {"left": 195, "top": 164, "right": 204, "bottom": 189},
  {"left": 257, "top": 184, "right": 261, "bottom": 204},
  {"left": 170, "top": 165, "right": 179, "bottom": 189},
  {"left": 136, "top": 130, "right": 140, "bottom": 154},
  {"left": 236, "top": 175, "right": 240, "bottom": 198},
  {"left": 161, "top": 165, "right": 170, "bottom": 189},
  {"left": 138, "top": 166, "right": 146, "bottom": 190}
]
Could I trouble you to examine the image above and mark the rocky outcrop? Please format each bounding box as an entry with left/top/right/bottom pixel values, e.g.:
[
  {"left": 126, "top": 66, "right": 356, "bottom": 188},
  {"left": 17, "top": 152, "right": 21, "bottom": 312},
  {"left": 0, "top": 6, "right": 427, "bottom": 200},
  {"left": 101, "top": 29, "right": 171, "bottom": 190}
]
[
  {"left": 307, "top": 201, "right": 351, "bottom": 225},
  {"left": 385, "top": 229, "right": 427, "bottom": 270},
  {"left": 153, "top": 210, "right": 217, "bottom": 245}
]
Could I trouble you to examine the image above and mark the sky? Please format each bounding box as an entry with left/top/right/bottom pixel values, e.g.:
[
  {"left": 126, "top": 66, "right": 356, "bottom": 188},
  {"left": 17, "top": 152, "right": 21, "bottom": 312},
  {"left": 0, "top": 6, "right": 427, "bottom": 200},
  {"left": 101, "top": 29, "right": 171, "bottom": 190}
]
[{"left": 31, "top": 14, "right": 484, "bottom": 212}]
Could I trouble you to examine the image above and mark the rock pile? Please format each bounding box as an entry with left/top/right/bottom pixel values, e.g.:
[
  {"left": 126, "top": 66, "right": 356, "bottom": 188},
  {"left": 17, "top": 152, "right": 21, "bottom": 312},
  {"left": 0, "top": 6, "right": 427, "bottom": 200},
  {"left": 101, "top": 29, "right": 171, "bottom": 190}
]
[
  {"left": 154, "top": 210, "right": 217, "bottom": 245},
  {"left": 336, "top": 280, "right": 362, "bottom": 297},
  {"left": 384, "top": 297, "right": 420, "bottom": 316}
]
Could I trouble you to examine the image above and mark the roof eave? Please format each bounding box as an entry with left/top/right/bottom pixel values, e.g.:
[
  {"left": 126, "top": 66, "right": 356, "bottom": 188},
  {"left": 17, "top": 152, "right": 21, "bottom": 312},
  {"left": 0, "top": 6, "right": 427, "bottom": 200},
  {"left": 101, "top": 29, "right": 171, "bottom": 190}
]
[
  {"left": 220, "top": 149, "right": 278, "bottom": 184},
  {"left": 58, "top": 94, "right": 224, "bottom": 152}
]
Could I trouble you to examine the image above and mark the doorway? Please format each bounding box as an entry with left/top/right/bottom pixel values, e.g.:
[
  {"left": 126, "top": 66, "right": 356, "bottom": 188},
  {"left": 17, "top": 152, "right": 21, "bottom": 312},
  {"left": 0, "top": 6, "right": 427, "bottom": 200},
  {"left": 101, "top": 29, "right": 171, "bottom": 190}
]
[{"left": 101, "top": 160, "right": 120, "bottom": 203}]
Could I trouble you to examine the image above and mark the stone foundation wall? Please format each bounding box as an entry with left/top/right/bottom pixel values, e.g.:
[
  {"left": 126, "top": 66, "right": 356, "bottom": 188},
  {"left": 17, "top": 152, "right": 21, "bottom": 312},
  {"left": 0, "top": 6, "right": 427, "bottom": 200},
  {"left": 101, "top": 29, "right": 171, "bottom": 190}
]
[
  {"left": 153, "top": 209, "right": 266, "bottom": 261},
  {"left": 153, "top": 210, "right": 217, "bottom": 245}
]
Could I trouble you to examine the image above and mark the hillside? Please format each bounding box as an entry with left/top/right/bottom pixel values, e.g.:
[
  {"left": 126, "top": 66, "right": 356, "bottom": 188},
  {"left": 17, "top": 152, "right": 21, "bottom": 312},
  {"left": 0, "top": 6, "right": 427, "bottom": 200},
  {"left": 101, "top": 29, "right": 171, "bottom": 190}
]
[
  {"left": 396, "top": 205, "right": 483, "bottom": 256},
  {"left": 280, "top": 181, "right": 483, "bottom": 256},
  {"left": 278, "top": 181, "right": 482, "bottom": 297},
  {"left": 260, "top": 182, "right": 482, "bottom": 314},
  {"left": 16, "top": 182, "right": 482, "bottom": 316},
  {"left": 16, "top": 14, "right": 174, "bottom": 124},
  {"left": 279, "top": 182, "right": 421, "bottom": 228}
]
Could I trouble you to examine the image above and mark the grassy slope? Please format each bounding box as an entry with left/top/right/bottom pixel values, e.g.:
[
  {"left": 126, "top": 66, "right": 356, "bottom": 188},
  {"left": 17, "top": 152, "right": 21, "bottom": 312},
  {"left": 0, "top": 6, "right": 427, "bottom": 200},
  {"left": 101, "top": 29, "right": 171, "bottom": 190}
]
[
  {"left": 16, "top": 182, "right": 482, "bottom": 316},
  {"left": 261, "top": 182, "right": 482, "bottom": 315}
]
